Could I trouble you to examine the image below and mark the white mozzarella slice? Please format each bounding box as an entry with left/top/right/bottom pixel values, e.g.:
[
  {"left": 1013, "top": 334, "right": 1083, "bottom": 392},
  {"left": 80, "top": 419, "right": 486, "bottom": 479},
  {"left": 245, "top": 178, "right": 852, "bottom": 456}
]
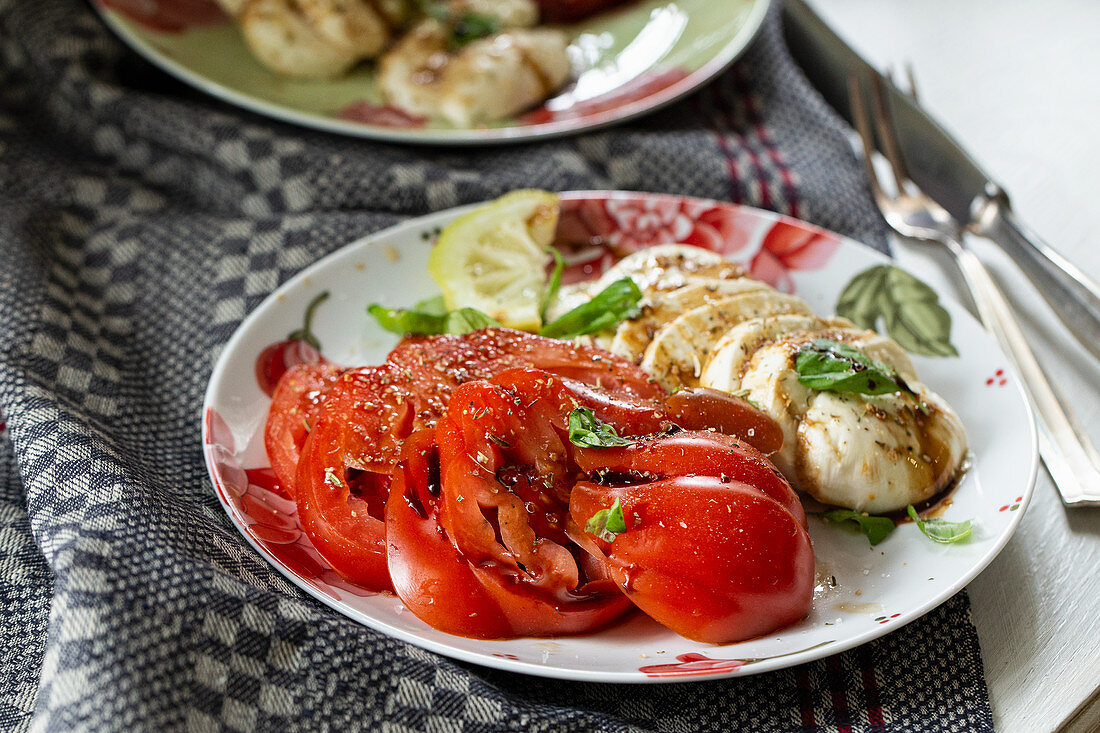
[
  {"left": 794, "top": 388, "right": 967, "bottom": 513},
  {"left": 642, "top": 291, "right": 815, "bottom": 391},
  {"left": 593, "top": 244, "right": 745, "bottom": 293},
  {"left": 608, "top": 279, "right": 770, "bottom": 363},
  {"left": 699, "top": 315, "right": 831, "bottom": 391},
  {"left": 707, "top": 323, "right": 967, "bottom": 513}
]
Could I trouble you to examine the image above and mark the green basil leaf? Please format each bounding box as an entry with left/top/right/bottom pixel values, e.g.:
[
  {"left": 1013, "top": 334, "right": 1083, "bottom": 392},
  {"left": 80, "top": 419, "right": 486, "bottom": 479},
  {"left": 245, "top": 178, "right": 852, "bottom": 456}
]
[
  {"left": 539, "top": 278, "right": 643, "bottom": 339},
  {"left": 444, "top": 308, "right": 500, "bottom": 334},
  {"left": 795, "top": 339, "right": 910, "bottom": 395},
  {"left": 586, "top": 497, "right": 628, "bottom": 542},
  {"left": 567, "top": 407, "right": 637, "bottom": 449},
  {"left": 540, "top": 248, "right": 565, "bottom": 322},
  {"left": 448, "top": 11, "right": 500, "bottom": 49},
  {"left": 412, "top": 295, "right": 448, "bottom": 316},
  {"left": 368, "top": 303, "right": 500, "bottom": 336},
  {"left": 819, "top": 509, "right": 896, "bottom": 546},
  {"left": 836, "top": 265, "right": 958, "bottom": 357},
  {"left": 907, "top": 505, "right": 973, "bottom": 544}
]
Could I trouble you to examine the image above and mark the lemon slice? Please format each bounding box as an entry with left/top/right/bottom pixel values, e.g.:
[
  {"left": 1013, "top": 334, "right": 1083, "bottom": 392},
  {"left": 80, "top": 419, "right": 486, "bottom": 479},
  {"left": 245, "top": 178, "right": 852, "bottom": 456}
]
[{"left": 428, "top": 190, "right": 559, "bottom": 331}]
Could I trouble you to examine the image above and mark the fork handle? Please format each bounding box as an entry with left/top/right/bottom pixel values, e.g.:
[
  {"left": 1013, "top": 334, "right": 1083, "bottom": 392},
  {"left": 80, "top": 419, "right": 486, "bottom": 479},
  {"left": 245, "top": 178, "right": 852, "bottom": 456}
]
[
  {"left": 970, "top": 188, "right": 1100, "bottom": 363},
  {"left": 951, "top": 241, "right": 1100, "bottom": 506}
]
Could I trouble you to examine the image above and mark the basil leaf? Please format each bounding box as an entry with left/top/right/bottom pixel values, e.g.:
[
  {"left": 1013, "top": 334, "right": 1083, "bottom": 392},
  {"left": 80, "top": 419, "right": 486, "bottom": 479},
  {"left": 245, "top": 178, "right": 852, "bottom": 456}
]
[
  {"left": 368, "top": 303, "right": 500, "bottom": 336},
  {"left": 540, "top": 248, "right": 565, "bottom": 322},
  {"left": 567, "top": 407, "right": 637, "bottom": 449},
  {"left": 449, "top": 11, "right": 500, "bottom": 49},
  {"left": 444, "top": 308, "right": 500, "bottom": 334},
  {"left": 539, "top": 278, "right": 643, "bottom": 339},
  {"left": 796, "top": 339, "right": 907, "bottom": 395},
  {"left": 586, "top": 497, "right": 628, "bottom": 542},
  {"left": 819, "top": 509, "right": 896, "bottom": 546},
  {"left": 836, "top": 265, "right": 958, "bottom": 357},
  {"left": 907, "top": 505, "right": 973, "bottom": 544},
  {"left": 411, "top": 295, "right": 448, "bottom": 316},
  {"left": 796, "top": 339, "right": 927, "bottom": 414}
]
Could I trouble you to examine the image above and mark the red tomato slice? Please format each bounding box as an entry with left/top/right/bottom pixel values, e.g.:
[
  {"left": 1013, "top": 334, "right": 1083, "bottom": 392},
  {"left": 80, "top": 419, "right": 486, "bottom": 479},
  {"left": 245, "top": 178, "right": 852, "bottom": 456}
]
[
  {"left": 385, "top": 429, "right": 514, "bottom": 637},
  {"left": 387, "top": 328, "right": 664, "bottom": 417},
  {"left": 569, "top": 474, "right": 815, "bottom": 643},
  {"left": 264, "top": 363, "right": 344, "bottom": 496},
  {"left": 386, "top": 370, "right": 632, "bottom": 639},
  {"left": 293, "top": 365, "right": 417, "bottom": 591},
  {"left": 663, "top": 388, "right": 785, "bottom": 455},
  {"left": 571, "top": 431, "right": 806, "bottom": 528}
]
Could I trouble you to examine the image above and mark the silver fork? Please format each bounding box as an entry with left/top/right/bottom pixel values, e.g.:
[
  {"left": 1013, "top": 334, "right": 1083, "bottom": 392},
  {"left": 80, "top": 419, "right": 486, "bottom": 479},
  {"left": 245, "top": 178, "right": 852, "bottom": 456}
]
[{"left": 849, "top": 71, "right": 1100, "bottom": 507}]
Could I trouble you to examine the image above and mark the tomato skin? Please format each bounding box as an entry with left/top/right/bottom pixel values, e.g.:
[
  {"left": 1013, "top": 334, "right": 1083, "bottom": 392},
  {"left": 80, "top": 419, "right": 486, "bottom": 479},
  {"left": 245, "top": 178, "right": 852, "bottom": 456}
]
[
  {"left": 264, "top": 363, "right": 344, "bottom": 496},
  {"left": 292, "top": 365, "right": 418, "bottom": 591},
  {"left": 387, "top": 329, "right": 664, "bottom": 414},
  {"left": 569, "top": 475, "right": 815, "bottom": 644},
  {"left": 296, "top": 417, "right": 393, "bottom": 590},
  {"left": 664, "top": 388, "right": 784, "bottom": 455},
  {"left": 255, "top": 339, "right": 326, "bottom": 397},
  {"left": 385, "top": 368, "right": 635, "bottom": 639},
  {"left": 385, "top": 429, "right": 513, "bottom": 637},
  {"left": 572, "top": 431, "right": 806, "bottom": 528}
]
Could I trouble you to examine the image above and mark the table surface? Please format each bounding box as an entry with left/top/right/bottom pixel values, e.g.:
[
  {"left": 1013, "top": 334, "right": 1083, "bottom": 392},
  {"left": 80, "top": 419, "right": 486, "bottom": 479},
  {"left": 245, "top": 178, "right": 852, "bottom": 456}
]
[{"left": 806, "top": 2, "right": 1100, "bottom": 731}]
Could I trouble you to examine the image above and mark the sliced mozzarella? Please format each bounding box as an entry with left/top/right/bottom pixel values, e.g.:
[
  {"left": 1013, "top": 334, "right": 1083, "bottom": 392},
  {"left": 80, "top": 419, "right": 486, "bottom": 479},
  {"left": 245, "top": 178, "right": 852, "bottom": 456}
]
[
  {"left": 705, "top": 322, "right": 967, "bottom": 513},
  {"left": 592, "top": 244, "right": 745, "bottom": 293},
  {"left": 795, "top": 389, "right": 967, "bottom": 513},
  {"left": 699, "top": 315, "right": 839, "bottom": 391},
  {"left": 609, "top": 279, "right": 770, "bottom": 363},
  {"left": 239, "top": 0, "right": 359, "bottom": 78},
  {"left": 642, "top": 291, "right": 815, "bottom": 392}
]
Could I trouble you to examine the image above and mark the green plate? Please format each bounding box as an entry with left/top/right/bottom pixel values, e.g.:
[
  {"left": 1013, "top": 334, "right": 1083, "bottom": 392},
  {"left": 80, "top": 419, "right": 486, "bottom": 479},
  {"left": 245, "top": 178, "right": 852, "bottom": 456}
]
[{"left": 93, "top": 0, "right": 770, "bottom": 144}]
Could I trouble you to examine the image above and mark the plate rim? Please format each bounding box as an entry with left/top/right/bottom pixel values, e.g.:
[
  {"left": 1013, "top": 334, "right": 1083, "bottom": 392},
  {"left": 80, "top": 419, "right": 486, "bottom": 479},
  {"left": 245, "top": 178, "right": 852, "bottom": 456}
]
[
  {"left": 202, "top": 190, "right": 1039, "bottom": 682},
  {"left": 91, "top": 0, "right": 772, "bottom": 145}
]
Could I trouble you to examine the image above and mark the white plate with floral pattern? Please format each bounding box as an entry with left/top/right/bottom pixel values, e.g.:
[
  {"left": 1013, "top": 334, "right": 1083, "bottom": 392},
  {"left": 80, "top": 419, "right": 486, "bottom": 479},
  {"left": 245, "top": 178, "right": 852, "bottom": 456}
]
[{"left": 202, "top": 191, "right": 1037, "bottom": 682}]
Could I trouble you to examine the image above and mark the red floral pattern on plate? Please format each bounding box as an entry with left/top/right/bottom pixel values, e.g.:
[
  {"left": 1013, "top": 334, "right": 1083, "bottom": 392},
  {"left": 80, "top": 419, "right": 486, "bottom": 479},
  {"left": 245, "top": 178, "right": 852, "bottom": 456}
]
[
  {"left": 553, "top": 193, "right": 840, "bottom": 286},
  {"left": 336, "top": 101, "right": 427, "bottom": 129},
  {"left": 520, "top": 69, "right": 690, "bottom": 125},
  {"left": 96, "top": 0, "right": 228, "bottom": 33},
  {"left": 748, "top": 220, "right": 841, "bottom": 294},
  {"left": 639, "top": 653, "right": 745, "bottom": 677}
]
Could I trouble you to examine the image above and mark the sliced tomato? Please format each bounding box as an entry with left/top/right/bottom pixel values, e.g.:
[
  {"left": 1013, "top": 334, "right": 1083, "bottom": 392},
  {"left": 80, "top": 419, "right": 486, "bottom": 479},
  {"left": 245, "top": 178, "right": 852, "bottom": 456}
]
[
  {"left": 293, "top": 365, "right": 417, "bottom": 590},
  {"left": 663, "top": 388, "right": 784, "bottom": 455},
  {"left": 569, "top": 473, "right": 815, "bottom": 643},
  {"left": 385, "top": 429, "right": 513, "bottom": 637},
  {"left": 386, "top": 369, "right": 632, "bottom": 639},
  {"left": 571, "top": 430, "right": 806, "bottom": 528},
  {"left": 387, "top": 328, "right": 664, "bottom": 414},
  {"left": 264, "top": 363, "right": 344, "bottom": 496}
]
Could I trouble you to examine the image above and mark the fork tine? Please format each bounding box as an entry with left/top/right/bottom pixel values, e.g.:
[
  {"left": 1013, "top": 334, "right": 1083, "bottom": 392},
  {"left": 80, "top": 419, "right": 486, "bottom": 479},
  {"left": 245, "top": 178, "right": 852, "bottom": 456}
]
[
  {"left": 868, "top": 72, "right": 910, "bottom": 192},
  {"left": 846, "top": 72, "right": 883, "bottom": 199},
  {"left": 903, "top": 62, "right": 920, "bottom": 103}
]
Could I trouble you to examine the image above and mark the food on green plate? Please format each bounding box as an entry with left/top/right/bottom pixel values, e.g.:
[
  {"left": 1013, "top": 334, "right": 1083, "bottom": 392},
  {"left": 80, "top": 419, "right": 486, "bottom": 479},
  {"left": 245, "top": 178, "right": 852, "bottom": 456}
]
[{"left": 229, "top": 0, "right": 581, "bottom": 124}]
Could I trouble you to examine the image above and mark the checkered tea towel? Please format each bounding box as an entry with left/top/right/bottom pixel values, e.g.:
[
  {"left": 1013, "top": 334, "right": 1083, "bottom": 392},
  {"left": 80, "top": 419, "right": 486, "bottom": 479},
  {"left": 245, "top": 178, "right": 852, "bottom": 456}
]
[{"left": 0, "top": 0, "right": 994, "bottom": 730}]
